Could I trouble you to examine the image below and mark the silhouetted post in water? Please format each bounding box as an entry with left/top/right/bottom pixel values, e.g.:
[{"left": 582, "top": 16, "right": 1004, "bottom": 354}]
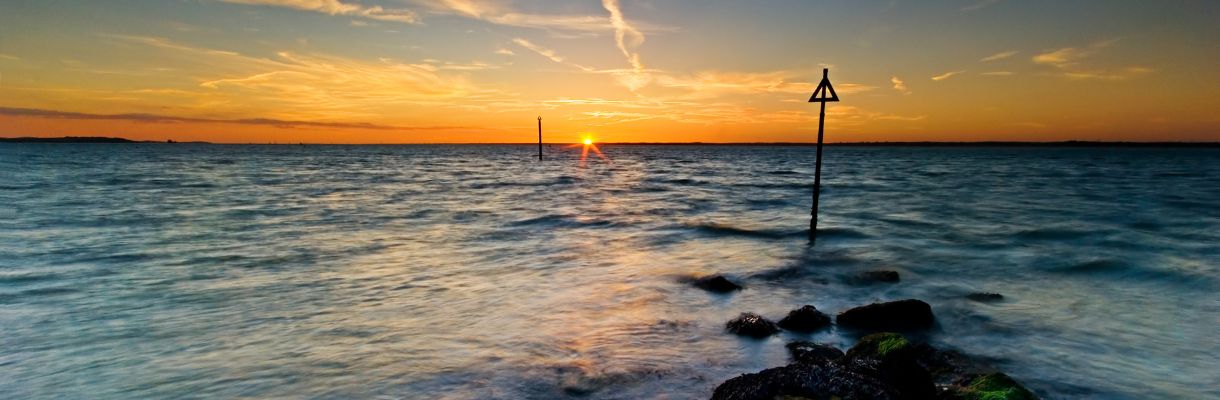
[
  {"left": 537, "top": 116, "right": 543, "bottom": 161},
  {"left": 807, "top": 68, "right": 840, "bottom": 243}
]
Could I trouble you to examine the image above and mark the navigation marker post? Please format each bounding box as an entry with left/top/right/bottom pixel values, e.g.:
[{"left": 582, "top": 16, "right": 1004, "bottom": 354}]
[
  {"left": 537, "top": 116, "right": 543, "bottom": 161},
  {"left": 807, "top": 68, "right": 840, "bottom": 243}
]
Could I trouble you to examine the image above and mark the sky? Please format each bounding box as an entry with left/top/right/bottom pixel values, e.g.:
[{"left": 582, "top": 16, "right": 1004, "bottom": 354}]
[{"left": 1, "top": 0, "right": 1218, "bottom": 143}]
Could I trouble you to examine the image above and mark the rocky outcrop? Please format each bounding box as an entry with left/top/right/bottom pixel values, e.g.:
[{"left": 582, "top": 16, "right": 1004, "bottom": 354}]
[
  {"left": 966, "top": 292, "right": 1004, "bottom": 302},
  {"left": 785, "top": 341, "right": 844, "bottom": 365},
  {"left": 836, "top": 299, "right": 935, "bottom": 331},
  {"left": 854, "top": 270, "right": 901, "bottom": 284},
  {"left": 711, "top": 333, "right": 1038, "bottom": 400},
  {"left": 725, "top": 313, "right": 779, "bottom": 338},
  {"left": 777, "top": 305, "right": 832, "bottom": 332},
  {"left": 693, "top": 275, "right": 743, "bottom": 293}
]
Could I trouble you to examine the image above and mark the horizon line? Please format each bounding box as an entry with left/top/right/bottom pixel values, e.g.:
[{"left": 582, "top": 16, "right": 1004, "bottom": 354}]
[{"left": 3, "top": 136, "right": 1220, "bottom": 147}]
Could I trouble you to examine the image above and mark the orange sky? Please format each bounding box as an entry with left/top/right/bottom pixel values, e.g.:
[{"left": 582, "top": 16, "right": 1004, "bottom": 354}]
[{"left": 1, "top": 1, "right": 1217, "bottom": 143}]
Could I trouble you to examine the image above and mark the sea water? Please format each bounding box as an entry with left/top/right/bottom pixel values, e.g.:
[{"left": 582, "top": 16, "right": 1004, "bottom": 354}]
[{"left": 1, "top": 144, "right": 1217, "bottom": 399}]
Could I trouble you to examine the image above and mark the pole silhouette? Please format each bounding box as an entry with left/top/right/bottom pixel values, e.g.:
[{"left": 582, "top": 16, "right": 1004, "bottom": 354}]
[
  {"left": 537, "top": 116, "right": 543, "bottom": 161},
  {"left": 807, "top": 68, "right": 839, "bottom": 243}
]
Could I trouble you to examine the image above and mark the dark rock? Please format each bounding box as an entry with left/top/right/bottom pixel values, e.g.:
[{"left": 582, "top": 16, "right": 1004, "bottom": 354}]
[
  {"left": 966, "top": 292, "right": 1004, "bottom": 302},
  {"left": 725, "top": 312, "right": 779, "bottom": 338},
  {"left": 785, "top": 341, "right": 844, "bottom": 365},
  {"left": 693, "top": 275, "right": 742, "bottom": 293},
  {"left": 855, "top": 270, "right": 901, "bottom": 283},
  {"left": 777, "top": 305, "right": 832, "bottom": 332},
  {"left": 712, "top": 332, "right": 1039, "bottom": 400},
  {"left": 843, "top": 333, "right": 937, "bottom": 399},
  {"left": 836, "top": 299, "right": 935, "bottom": 331},
  {"left": 711, "top": 362, "right": 901, "bottom": 400}
]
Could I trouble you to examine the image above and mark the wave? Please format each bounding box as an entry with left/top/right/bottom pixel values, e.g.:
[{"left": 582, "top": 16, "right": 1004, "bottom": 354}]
[
  {"left": 817, "top": 227, "right": 872, "bottom": 239},
  {"left": 0, "top": 272, "right": 59, "bottom": 284},
  {"left": 1015, "top": 227, "right": 1095, "bottom": 241},
  {"left": 1048, "top": 258, "right": 1217, "bottom": 286},
  {"left": 508, "top": 214, "right": 625, "bottom": 229},
  {"left": 689, "top": 223, "right": 804, "bottom": 239}
]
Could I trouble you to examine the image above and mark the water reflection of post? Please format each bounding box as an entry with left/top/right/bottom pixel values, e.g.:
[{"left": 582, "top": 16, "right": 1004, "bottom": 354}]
[{"left": 808, "top": 68, "right": 840, "bottom": 243}]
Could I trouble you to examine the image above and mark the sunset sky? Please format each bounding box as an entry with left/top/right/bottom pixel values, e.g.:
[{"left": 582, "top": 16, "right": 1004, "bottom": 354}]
[{"left": 2, "top": 0, "right": 1218, "bottom": 143}]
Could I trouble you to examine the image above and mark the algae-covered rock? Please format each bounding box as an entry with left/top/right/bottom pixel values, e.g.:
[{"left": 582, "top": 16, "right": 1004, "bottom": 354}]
[
  {"left": 777, "top": 305, "right": 832, "bottom": 332},
  {"left": 725, "top": 312, "right": 780, "bottom": 338},
  {"left": 842, "top": 333, "right": 936, "bottom": 399},
  {"left": 836, "top": 299, "right": 935, "bottom": 331},
  {"left": 960, "top": 373, "right": 1037, "bottom": 400},
  {"left": 845, "top": 332, "right": 910, "bottom": 359}
]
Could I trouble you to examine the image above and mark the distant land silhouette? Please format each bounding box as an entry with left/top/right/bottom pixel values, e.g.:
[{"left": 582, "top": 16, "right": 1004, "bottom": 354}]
[
  {"left": 0, "top": 136, "right": 211, "bottom": 144},
  {"left": 1, "top": 136, "right": 1217, "bottom": 147}
]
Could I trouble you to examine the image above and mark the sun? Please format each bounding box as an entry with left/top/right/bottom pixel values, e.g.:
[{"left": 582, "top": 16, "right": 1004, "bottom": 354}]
[{"left": 583, "top": 138, "right": 593, "bottom": 145}]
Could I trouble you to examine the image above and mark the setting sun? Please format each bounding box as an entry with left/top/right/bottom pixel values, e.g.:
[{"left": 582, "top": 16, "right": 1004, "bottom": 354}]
[{"left": 583, "top": 138, "right": 593, "bottom": 145}]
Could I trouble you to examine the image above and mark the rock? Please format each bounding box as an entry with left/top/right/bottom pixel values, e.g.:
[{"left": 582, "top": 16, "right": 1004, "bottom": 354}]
[
  {"left": 785, "top": 341, "right": 843, "bottom": 365},
  {"left": 843, "top": 333, "right": 937, "bottom": 399},
  {"left": 777, "top": 305, "right": 832, "bottom": 332},
  {"left": 711, "top": 362, "right": 901, "bottom": 400},
  {"left": 725, "top": 312, "right": 779, "bottom": 338},
  {"left": 836, "top": 299, "right": 935, "bottom": 331},
  {"left": 693, "top": 275, "right": 743, "bottom": 293},
  {"left": 966, "top": 292, "right": 1004, "bottom": 302},
  {"left": 855, "top": 270, "right": 901, "bottom": 283},
  {"left": 712, "top": 333, "right": 1039, "bottom": 400},
  {"left": 952, "top": 372, "right": 1038, "bottom": 400}
]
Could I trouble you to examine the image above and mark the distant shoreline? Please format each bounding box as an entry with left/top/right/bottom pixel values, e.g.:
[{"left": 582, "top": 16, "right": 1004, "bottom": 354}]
[{"left": 2, "top": 136, "right": 1218, "bottom": 147}]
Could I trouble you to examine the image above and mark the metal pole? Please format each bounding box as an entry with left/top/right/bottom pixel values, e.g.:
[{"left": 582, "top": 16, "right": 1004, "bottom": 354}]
[
  {"left": 810, "top": 79, "right": 827, "bottom": 243},
  {"left": 537, "top": 116, "right": 543, "bottom": 161}
]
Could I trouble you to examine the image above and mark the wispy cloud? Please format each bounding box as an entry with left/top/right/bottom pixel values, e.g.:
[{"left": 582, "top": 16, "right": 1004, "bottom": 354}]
[
  {"left": 891, "top": 76, "right": 910, "bottom": 94},
  {"left": 602, "top": 0, "right": 650, "bottom": 91},
  {"left": 980, "top": 71, "right": 1014, "bottom": 76},
  {"left": 961, "top": 0, "right": 1001, "bottom": 12},
  {"left": 656, "top": 70, "right": 875, "bottom": 97},
  {"left": 83, "top": 34, "right": 503, "bottom": 122},
  {"left": 0, "top": 107, "right": 475, "bottom": 131},
  {"left": 418, "top": 0, "right": 613, "bottom": 33},
  {"left": 512, "top": 38, "right": 565, "bottom": 63},
  {"left": 217, "top": 0, "right": 420, "bottom": 24},
  {"left": 494, "top": 48, "right": 515, "bottom": 56},
  {"left": 1032, "top": 39, "right": 1151, "bottom": 80},
  {"left": 931, "top": 70, "right": 965, "bottom": 81},
  {"left": 980, "top": 50, "right": 1017, "bottom": 62}
]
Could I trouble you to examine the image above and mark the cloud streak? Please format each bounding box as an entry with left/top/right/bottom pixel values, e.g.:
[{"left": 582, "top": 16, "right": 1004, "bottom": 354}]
[
  {"left": 1032, "top": 39, "right": 1151, "bottom": 80},
  {"left": 961, "top": 0, "right": 1000, "bottom": 12},
  {"left": 602, "top": 0, "right": 650, "bottom": 91},
  {"left": 217, "top": 0, "right": 420, "bottom": 23},
  {"left": 931, "top": 70, "right": 965, "bottom": 81},
  {"left": 981, "top": 50, "right": 1018, "bottom": 62}
]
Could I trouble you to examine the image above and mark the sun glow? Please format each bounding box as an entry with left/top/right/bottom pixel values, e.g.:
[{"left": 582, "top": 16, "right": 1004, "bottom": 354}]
[{"left": 583, "top": 138, "right": 593, "bottom": 145}]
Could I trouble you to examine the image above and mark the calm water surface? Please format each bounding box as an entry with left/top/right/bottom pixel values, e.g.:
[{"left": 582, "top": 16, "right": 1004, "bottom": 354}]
[{"left": 1, "top": 144, "right": 1218, "bottom": 399}]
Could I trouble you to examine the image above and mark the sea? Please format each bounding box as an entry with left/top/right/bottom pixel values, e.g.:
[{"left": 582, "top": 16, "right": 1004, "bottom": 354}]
[{"left": 1, "top": 143, "right": 1217, "bottom": 399}]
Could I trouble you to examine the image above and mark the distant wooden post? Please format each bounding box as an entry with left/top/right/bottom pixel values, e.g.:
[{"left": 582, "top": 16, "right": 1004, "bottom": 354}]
[
  {"left": 807, "top": 68, "right": 840, "bottom": 243},
  {"left": 537, "top": 116, "right": 543, "bottom": 161}
]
